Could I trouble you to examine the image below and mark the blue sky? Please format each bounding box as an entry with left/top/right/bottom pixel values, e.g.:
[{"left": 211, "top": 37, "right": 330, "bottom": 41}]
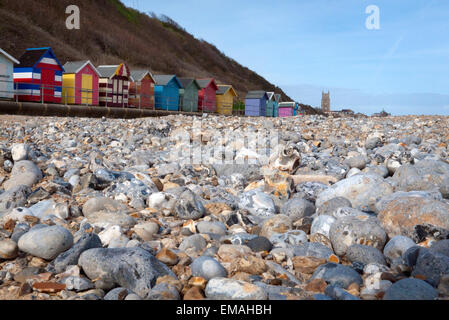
[{"left": 122, "top": 0, "right": 449, "bottom": 115}]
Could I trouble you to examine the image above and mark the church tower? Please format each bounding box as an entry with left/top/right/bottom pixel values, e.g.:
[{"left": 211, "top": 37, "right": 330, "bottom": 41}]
[{"left": 321, "top": 91, "right": 330, "bottom": 113}]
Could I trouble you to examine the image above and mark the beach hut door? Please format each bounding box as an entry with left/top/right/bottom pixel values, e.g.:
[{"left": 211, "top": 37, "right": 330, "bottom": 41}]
[
  {"left": 41, "top": 69, "right": 54, "bottom": 101},
  {"left": 82, "top": 74, "right": 92, "bottom": 105}
]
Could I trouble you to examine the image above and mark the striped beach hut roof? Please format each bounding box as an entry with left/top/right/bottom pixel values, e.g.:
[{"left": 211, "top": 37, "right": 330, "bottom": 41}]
[
  {"left": 246, "top": 90, "right": 268, "bottom": 99},
  {"left": 130, "top": 70, "right": 155, "bottom": 83},
  {"left": 15, "top": 47, "right": 64, "bottom": 71},
  {"left": 63, "top": 60, "right": 100, "bottom": 76},
  {"left": 178, "top": 78, "right": 200, "bottom": 89},
  {"left": 0, "top": 48, "right": 19, "bottom": 64},
  {"left": 97, "top": 64, "right": 130, "bottom": 79},
  {"left": 216, "top": 85, "right": 237, "bottom": 97}
]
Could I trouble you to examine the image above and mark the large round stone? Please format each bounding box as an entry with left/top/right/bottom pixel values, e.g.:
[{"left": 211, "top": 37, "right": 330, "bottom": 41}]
[
  {"left": 246, "top": 236, "right": 272, "bottom": 252},
  {"left": 196, "top": 221, "right": 227, "bottom": 235},
  {"left": 346, "top": 244, "right": 387, "bottom": 266},
  {"left": 18, "top": 225, "right": 74, "bottom": 260},
  {"left": 316, "top": 173, "right": 393, "bottom": 212},
  {"left": 179, "top": 234, "right": 207, "bottom": 252},
  {"left": 311, "top": 263, "right": 362, "bottom": 289},
  {"left": 280, "top": 198, "right": 315, "bottom": 221},
  {"left": 383, "top": 236, "right": 416, "bottom": 261},
  {"left": 329, "top": 215, "right": 387, "bottom": 256},
  {"left": 316, "top": 197, "right": 352, "bottom": 216},
  {"left": 79, "top": 247, "right": 176, "bottom": 299},
  {"left": 174, "top": 189, "right": 205, "bottom": 220},
  {"left": 190, "top": 256, "right": 227, "bottom": 280},
  {"left": 378, "top": 196, "right": 449, "bottom": 238},
  {"left": 82, "top": 197, "right": 128, "bottom": 217},
  {"left": 393, "top": 160, "right": 449, "bottom": 199},
  {"left": 3, "top": 160, "right": 43, "bottom": 190},
  {"left": 383, "top": 278, "right": 438, "bottom": 300}
]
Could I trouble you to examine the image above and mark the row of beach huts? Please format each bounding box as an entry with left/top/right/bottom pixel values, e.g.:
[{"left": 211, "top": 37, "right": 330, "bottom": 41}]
[{"left": 0, "top": 47, "right": 301, "bottom": 117}]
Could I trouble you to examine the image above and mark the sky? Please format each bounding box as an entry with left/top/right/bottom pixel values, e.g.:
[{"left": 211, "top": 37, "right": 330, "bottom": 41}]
[{"left": 122, "top": 0, "right": 449, "bottom": 115}]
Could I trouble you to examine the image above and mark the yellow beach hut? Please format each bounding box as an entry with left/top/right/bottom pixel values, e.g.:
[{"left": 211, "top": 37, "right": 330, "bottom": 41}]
[{"left": 216, "top": 85, "right": 237, "bottom": 115}]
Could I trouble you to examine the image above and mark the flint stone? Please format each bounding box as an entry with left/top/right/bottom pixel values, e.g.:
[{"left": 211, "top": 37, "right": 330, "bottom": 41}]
[
  {"left": 311, "top": 263, "right": 362, "bottom": 289},
  {"left": 259, "top": 214, "right": 292, "bottom": 239},
  {"left": 82, "top": 197, "right": 128, "bottom": 217},
  {"left": 11, "top": 223, "right": 30, "bottom": 242},
  {"left": 18, "top": 225, "right": 74, "bottom": 260},
  {"left": 147, "top": 283, "right": 180, "bottom": 300},
  {"left": 295, "top": 182, "right": 329, "bottom": 202},
  {"left": 205, "top": 277, "right": 267, "bottom": 300},
  {"left": 393, "top": 160, "right": 449, "bottom": 198},
  {"left": 190, "top": 256, "right": 227, "bottom": 280},
  {"left": 79, "top": 247, "right": 176, "bottom": 299},
  {"left": 343, "top": 155, "right": 367, "bottom": 170},
  {"left": 104, "top": 287, "right": 133, "bottom": 300},
  {"left": 0, "top": 185, "right": 31, "bottom": 211},
  {"left": 375, "top": 190, "right": 443, "bottom": 213},
  {"left": 401, "top": 135, "right": 422, "bottom": 146},
  {"left": 174, "top": 189, "right": 205, "bottom": 220},
  {"left": 62, "top": 276, "right": 95, "bottom": 292},
  {"left": 29, "top": 200, "right": 69, "bottom": 220},
  {"left": 212, "top": 164, "right": 263, "bottom": 182},
  {"left": 11, "top": 143, "right": 29, "bottom": 162},
  {"left": 48, "top": 233, "right": 103, "bottom": 273},
  {"left": 311, "top": 215, "right": 336, "bottom": 238},
  {"left": 316, "top": 197, "right": 352, "bottom": 216},
  {"left": 365, "top": 136, "right": 381, "bottom": 150},
  {"left": 246, "top": 236, "right": 272, "bottom": 253},
  {"left": 324, "top": 285, "right": 361, "bottom": 300},
  {"left": 0, "top": 239, "right": 18, "bottom": 259},
  {"left": 3, "top": 160, "right": 43, "bottom": 190},
  {"left": 293, "top": 242, "right": 334, "bottom": 260},
  {"left": 383, "top": 278, "right": 437, "bottom": 300},
  {"left": 377, "top": 197, "right": 449, "bottom": 238},
  {"left": 270, "top": 230, "right": 308, "bottom": 247},
  {"left": 316, "top": 174, "right": 393, "bottom": 212},
  {"left": 363, "top": 165, "right": 389, "bottom": 178},
  {"left": 329, "top": 215, "right": 387, "bottom": 256},
  {"left": 239, "top": 190, "right": 276, "bottom": 217},
  {"left": 196, "top": 221, "right": 227, "bottom": 235},
  {"left": 346, "top": 244, "right": 387, "bottom": 266},
  {"left": 254, "top": 281, "right": 303, "bottom": 299},
  {"left": 383, "top": 236, "right": 416, "bottom": 261},
  {"left": 280, "top": 198, "right": 315, "bottom": 220},
  {"left": 346, "top": 167, "right": 361, "bottom": 178},
  {"left": 133, "top": 222, "right": 160, "bottom": 241},
  {"left": 86, "top": 211, "right": 136, "bottom": 229},
  {"left": 411, "top": 248, "right": 449, "bottom": 287},
  {"left": 179, "top": 234, "right": 207, "bottom": 252},
  {"left": 430, "top": 240, "right": 449, "bottom": 257}
]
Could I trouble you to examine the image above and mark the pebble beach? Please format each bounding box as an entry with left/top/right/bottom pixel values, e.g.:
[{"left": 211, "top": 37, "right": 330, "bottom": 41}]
[{"left": 0, "top": 114, "right": 448, "bottom": 300}]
